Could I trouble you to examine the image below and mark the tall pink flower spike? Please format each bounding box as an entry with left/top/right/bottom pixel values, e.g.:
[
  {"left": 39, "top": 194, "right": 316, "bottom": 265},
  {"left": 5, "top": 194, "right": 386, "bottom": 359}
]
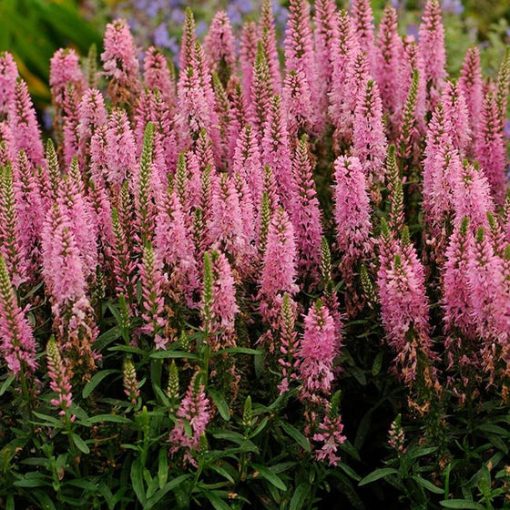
[
  {"left": 418, "top": 0, "right": 446, "bottom": 108},
  {"left": 259, "top": 207, "right": 298, "bottom": 322},
  {"left": 0, "top": 52, "right": 19, "bottom": 116},
  {"left": 285, "top": 0, "right": 321, "bottom": 131},
  {"left": 101, "top": 19, "right": 141, "bottom": 104},
  {"left": 353, "top": 79, "right": 388, "bottom": 187},
  {"left": 0, "top": 255, "right": 37, "bottom": 374}
]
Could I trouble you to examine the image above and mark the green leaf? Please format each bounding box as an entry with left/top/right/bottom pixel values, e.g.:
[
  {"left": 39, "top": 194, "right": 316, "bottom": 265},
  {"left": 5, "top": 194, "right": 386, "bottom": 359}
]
[
  {"left": 203, "top": 492, "right": 232, "bottom": 510},
  {"left": 0, "top": 374, "right": 15, "bottom": 396},
  {"left": 31, "top": 412, "right": 63, "bottom": 428},
  {"left": 409, "top": 446, "right": 438, "bottom": 459},
  {"left": 70, "top": 433, "right": 90, "bottom": 454},
  {"left": 439, "top": 500, "right": 485, "bottom": 509},
  {"left": 31, "top": 491, "right": 57, "bottom": 510},
  {"left": 94, "top": 327, "right": 121, "bottom": 351},
  {"left": 358, "top": 468, "right": 398, "bottom": 486},
  {"left": 279, "top": 421, "right": 311, "bottom": 452},
  {"left": 131, "top": 459, "right": 146, "bottom": 506},
  {"left": 477, "top": 422, "right": 509, "bottom": 435},
  {"left": 84, "top": 414, "right": 132, "bottom": 425},
  {"left": 338, "top": 462, "right": 362, "bottom": 482},
  {"left": 209, "top": 464, "right": 236, "bottom": 484},
  {"left": 252, "top": 464, "right": 287, "bottom": 491},
  {"left": 82, "top": 370, "right": 119, "bottom": 398},
  {"left": 371, "top": 352, "right": 383, "bottom": 376},
  {"left": 412, "top": 475, "right": 444, "bottom": 495},
  {"left": 14, "top": 477, "right": 47, "bottom": 488},
  {"left": 109, "top": 345, "right": 145, "bottom": 355},
  {"left": 149, "top": 350, "right": 199, "bottom": 360},
  {"left": 220, "top": 347, "right": 263, "bottom": 356},
  {"left": 209, "top": 389, "right": 231, "bottom": 421},
  {"left": 144, "top": 475, "right": 189, "bottom": 509},
  {"left": 158, "top": 449, "right": 168, "bottom": 489},
  {"left": 6, "top": 495, "right": 14, "bottom": 510},
  {"left": 290, "top": 483, "right": 310, "bottom": 510}
]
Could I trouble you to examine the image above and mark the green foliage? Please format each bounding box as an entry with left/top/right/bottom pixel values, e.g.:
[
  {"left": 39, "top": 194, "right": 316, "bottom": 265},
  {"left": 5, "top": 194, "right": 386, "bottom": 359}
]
[{"left": 0, "top": 0, "right": 101, "bottom": 104}]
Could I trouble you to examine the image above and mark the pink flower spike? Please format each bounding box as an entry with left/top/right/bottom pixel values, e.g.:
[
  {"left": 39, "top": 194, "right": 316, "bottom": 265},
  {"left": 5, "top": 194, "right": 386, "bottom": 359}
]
[
  {"left": 233, "top": 124, "right": 263, "bottom": 211},
  {"left": 170, "top": 372, "right": 210, "bottom": 465},
  {"left": 139, "top": 242, "right": 167, "bottom": 344},
  {"left": 459, "top": 47, "right": 483, "bottom": 145},
  {"left": 475, "top": 91, "right": 507, "bottom": 205},
  {"left": 144, "top": 47, "right": 176, "bottom": 106},
  {"left": 442, "top": 217, "right": 476, "bottom": 338},
  {"left": 468, "top": 227, "right": 509, "bottom": 360},
  {"left": 418, "top": 0, "right": 446, "bottom": 107},
  {"left": 453, "top": 161, "right": 494, "bottom": 229},
  {"left": 291, "top": 135, "right": 323, "bottom": 283},
  {"left": 78, "top": 88, "right": 107, "bottom": 165},
  {"left": 49, "top": 48, "right": 86, "bottom": 108},
  {"left": 180, "top": 8, "right": 197, "bottom": 73},
  {"left": 313, "top": 414, "right": 346, "bottom": 466},
  {"left": 350, "top": 0, "right": 376, "bottom": 74},
  {"left": 9, "top": 80, "right": 44, "bottom": 166},
  {"left": 204, "top": 11, "right": 236, "bottom": 80},
  {"left": 101, "top": 19, "right": 141, "bottom": 104},
  {"left": 377, "top": 238, "right": 434, "bottom": 386},
  {"left": 0, "top": 255, "right": 37, "bottom": 374},
  {"left": 259, "top": 207, "right": 298, "bottom": 321},
  {"left": 314, "top": 0, "right": 339, "bottom": 105},
  {"left": 106, "top": 108, "right": 136, "bottom": 188},
  {"left": 46, "top": 337, "right": 73, "bottom": 415},
  {"left": 376, "top": 6, "right": 403, "bottom": 119},
  {"left": 298, "top": 300, "right": 338, "bottom": 403},
  {"left": 261, "top": 95, "right": 295, "bottom": 213},
  {"left": 328, "top": 11, "right": 359, "bottom": 132},
  {"left": 239, "top": 21, "right": 259, "bottom": 102},
  {"left": 0, "top": 52, "right": 19, "bottom": 116},
  {"left": 210, "top": 250, "right": 238, "bottom": 336},
  {"left": 0, "top": 164, "right": 29, "bottom": 287},
  {"left": 284, "top": 0, "right": 321, "bottom": 131},
  {"left": 260, "top": 0, "right": 281, "bottom": 92},
  {"left": 353, "top": 79, "right": 388, "bottom": 186},
  {"left": 333, "top": 155, "right": 373, "bottom": 269},
  {"left": 442, "top": 81, "right": 471, "bottom": 154}
]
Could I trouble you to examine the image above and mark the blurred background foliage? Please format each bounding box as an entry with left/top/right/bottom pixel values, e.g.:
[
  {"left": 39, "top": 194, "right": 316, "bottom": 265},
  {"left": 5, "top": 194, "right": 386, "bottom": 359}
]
[{"left": 0, "top": 0, "right": 509, "bottom": 109}]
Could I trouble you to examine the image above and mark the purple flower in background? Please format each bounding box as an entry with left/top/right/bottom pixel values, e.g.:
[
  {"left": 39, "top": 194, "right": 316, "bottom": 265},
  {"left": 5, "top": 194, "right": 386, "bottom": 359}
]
[
  {"left": 227, "top": 5, "right": 243, "bottom": 26},
  {"left": 170, "top": 8, "right": 185, "bottom": 25},
  {"left": 43, "top": 108, "right": 54, "bottom": 131},
  {"left": 504, "top": 120, "right": 510, "bottom": 140},
  {"left": 196, "top": 21, "right": 208, "bottom": 37},
  {"left": 153, "top": 23, "right": 174, "bottom": 50},
  {"left": 442, "top": 0, "right": 464, "bottom": 15},
  {"left": 407, "top": 24, "right": 419, "bottom": 39}
]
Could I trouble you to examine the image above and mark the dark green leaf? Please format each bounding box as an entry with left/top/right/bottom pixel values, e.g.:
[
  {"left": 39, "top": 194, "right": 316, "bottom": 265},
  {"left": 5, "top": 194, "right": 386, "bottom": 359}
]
[
  {"left": 290, "top": 483, "right": 310, "bottom": 510},
  {"left": 145, "top": 475, "right": 189, "bottom": 509},
  {"left": 70, "top": 433, "right": 90, "bottom": 454},
  {"left": 82, "top": 369, "right": 118, "bottom": 398},
  {"left": 84, "top": 414, "right": 132, "bottom": 425},
  {"left": 412, "top": 476, "right": 444, "bottom": 495},
  {"left": 0, "top": 374, "right": 15, "bottom": 396},
  {"left": 279, "top": 421, "right": 311, "bottom": 452},
  {"left": 359, "top": 468, "right": 398, "bottom": 486},
  {"left": 131, "top": 459, "right": 146, "bottom": 506},
  {"left": 439, "top": 500, "right": 485, "bottom": 509},
  {"left": 203, "top": 492, "right": 232, "bottom": 510},
  {"left": 149, "top": 351, "right": 199, "bottom": 360},
  {"left": 252, "top": 464, "right": 287, "bottom": 491},
  {"left": 209, "top": 389, "right": 231, "bottom": 421}
]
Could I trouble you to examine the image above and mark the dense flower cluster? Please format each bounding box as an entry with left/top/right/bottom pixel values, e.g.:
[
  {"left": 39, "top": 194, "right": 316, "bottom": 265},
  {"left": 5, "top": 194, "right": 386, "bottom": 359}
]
[{"left": 0, "top": 0, "right": 508, "bottom": 475}]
